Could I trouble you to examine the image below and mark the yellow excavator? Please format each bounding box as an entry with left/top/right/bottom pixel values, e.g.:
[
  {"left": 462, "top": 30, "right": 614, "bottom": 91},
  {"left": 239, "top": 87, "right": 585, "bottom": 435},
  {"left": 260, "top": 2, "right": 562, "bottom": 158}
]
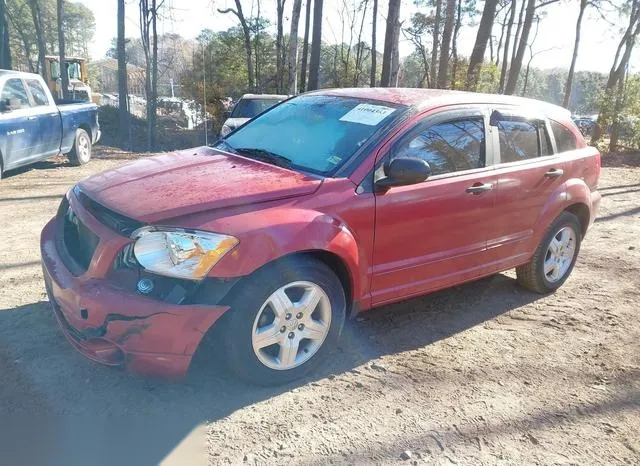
[{"left": 44, "top": 55, "right": 95, "bottom": 103}]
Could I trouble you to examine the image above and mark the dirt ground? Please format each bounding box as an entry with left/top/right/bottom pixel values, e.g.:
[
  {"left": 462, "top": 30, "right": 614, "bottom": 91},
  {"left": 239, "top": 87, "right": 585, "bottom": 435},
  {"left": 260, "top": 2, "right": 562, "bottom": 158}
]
[{"left": 0, "top": 147, "right": 638, "bottom": 466}]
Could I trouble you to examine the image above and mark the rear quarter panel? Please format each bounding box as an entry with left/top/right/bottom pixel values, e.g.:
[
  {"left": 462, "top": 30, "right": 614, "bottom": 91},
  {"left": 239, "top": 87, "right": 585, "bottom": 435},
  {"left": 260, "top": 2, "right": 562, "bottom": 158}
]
[{"left": 59, "top": 103, "right": 99, "bottom": 153}]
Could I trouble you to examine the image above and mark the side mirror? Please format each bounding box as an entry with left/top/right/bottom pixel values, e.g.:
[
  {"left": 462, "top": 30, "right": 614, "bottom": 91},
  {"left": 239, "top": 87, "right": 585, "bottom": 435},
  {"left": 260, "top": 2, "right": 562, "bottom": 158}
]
[{"left": 375, "top": 157, "right": 431, "bottom": 190}]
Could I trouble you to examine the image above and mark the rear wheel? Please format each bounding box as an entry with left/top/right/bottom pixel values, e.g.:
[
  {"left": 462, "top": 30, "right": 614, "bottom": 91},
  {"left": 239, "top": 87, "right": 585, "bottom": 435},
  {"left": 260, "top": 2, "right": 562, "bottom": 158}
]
[
  {"left": 68, "top": 128, "right": 92, "bottom": 166},
  {"left": 516, "top": 212, "right": 582, "bottom": 293},
  {"left": 221, "top": 257, "right": 346, "bottom": 385}
]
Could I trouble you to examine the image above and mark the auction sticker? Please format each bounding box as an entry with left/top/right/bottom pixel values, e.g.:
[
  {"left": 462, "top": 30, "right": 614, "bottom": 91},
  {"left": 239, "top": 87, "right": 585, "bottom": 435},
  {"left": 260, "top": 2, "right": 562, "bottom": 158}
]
[{"left": 339, "top": 104, "right": 396, "bottom": 126}]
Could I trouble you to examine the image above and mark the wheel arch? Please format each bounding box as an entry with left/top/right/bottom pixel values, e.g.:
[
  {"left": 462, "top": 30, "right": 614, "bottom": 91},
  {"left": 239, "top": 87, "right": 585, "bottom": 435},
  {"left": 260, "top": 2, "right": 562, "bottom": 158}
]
[
  {"left": 224, "top": 249, "right": 355, "bottom": 317},
  {"left": 564, "top": 202, "right": 590, "bottom": 238},
  {"left": 78, "top": 124, "right": 92, "bottom": 142}
]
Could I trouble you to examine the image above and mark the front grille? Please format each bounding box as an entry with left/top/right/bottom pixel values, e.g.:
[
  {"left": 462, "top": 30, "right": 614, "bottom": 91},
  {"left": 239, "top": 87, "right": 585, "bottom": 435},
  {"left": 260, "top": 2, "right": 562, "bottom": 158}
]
[
  {"left": 55, "top": 197, "right": 99, "bottom": 275},
  {"left": 74, "top": 186, "right": 144, "bottom": 236}
]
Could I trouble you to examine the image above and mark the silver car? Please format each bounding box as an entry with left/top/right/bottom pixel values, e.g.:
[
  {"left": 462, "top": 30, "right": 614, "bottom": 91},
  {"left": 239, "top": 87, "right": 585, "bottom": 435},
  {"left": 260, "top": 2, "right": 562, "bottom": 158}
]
[{"left": 220, "top": 94, "right": 288, "bottom": 136}]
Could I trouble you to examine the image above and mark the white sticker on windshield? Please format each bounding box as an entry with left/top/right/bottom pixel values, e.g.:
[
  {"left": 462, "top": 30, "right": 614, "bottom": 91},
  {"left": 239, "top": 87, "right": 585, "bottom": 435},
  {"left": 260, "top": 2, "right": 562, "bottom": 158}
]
[{"left": 339, "top": 104, "right": 396, "bottom": 126}]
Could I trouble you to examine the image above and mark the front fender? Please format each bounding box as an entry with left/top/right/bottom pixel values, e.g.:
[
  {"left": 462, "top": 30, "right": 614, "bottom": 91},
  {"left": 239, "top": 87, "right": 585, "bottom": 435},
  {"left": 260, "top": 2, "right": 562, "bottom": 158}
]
[
  {"left": 210, "top": 208, "right": 364, "bottom": 303},
  {"left": 532, "top": 177, "right": 593, "bottom": 246}
]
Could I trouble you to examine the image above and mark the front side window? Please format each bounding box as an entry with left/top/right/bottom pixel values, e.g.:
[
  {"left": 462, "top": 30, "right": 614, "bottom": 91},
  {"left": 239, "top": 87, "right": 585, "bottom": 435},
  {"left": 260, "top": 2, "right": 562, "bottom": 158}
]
[
  {"left": 26, "top": 79, "right": 50, "bottom": 106},
  {"left": 218, "top": 95, "right": 405, "bottom": 176},
  {"left": 231, "top": 98, "right": 282, "bottom": 119},
  {"left": 1, "top": 79, "right": 31, "bottom": 109},
  {"left": 551, "top": 120, "right": 578, "bottom": 152},
  {"left": 391, "top": 118, "right": 486, "bottom": 176}
]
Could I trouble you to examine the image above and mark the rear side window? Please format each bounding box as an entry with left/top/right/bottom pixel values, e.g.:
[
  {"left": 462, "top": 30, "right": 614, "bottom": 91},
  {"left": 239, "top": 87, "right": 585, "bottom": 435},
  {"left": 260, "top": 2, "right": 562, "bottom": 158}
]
[
  {"left": 25, "top": 79, "right": 50, "bottom": 106},
  {"left": 551, "top": 120, "right": 578, "bottom": 152},
  {"left": 392, "top": 118, "right": 486, "bottom": 176},
  {"left": 1, "top": 79, "right": 31, "bottom": 109},
  {"left": 497, "top": 119, "right": 552, "bottom": 163}
]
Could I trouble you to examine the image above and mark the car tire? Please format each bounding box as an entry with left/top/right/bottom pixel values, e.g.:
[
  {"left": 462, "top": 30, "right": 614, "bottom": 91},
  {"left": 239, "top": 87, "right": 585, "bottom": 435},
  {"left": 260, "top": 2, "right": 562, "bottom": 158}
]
[
  {"left": 221, "top": 257, "right": 346, "bottom": 386},
  {"left": 516, "top": 211, "right": 582, "bottom": 294},
  {"left": 68, "top": 128, "right": 92, "bottom": 166}
]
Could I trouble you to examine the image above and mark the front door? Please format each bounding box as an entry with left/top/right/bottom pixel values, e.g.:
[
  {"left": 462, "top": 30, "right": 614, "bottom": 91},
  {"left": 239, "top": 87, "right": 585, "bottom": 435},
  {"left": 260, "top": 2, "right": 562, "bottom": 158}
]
[
  {"left": 24, "top": 77, "right": 61, "bottom": 158},
  {"left": 0, "top": 78, "right": 38, "bottom": 169},
  {"left": 370, "top": 108, "right": 497, "bottom": 306}
]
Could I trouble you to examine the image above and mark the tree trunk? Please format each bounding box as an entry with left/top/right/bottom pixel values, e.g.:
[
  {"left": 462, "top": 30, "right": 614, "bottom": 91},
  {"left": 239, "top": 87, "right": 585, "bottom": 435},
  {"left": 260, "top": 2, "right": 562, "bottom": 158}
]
[
  {"left": 563, "top": 0, "right": 587, "bottom": 108},
  {"left": 353, "top": 0, "right": 369, "bottom": 86},
  {"left": 450, "top": 0, "right": 461, "bottom": 89},
  {"left": 511, "top": 0, "right": 526, "bottom": 68},
  {"left": 1, "top": 0, "right": 12, "bottom": 70},
  {"left": 504, "top": 0, "right": 535, "bottom": 95},
  {"left": 390, "top": 17, "right": 400, "bottom": 86},
  {"left": 593, "top": 3, "right": 640, "bottom": 144},
  {"left": 438, "top": 0, "right": 456, "bottom": 88},
  {"left": 287, "top": 0, "right": 303, "bottom": 95},
  {"left": 308, "top": 0, "right": 323, "bottom": 91},
  {"left": 300, "top": 0, "right": 312, "bottom": 92},
  {"left": 57, "top": 0, "right": 70, "bottom": 100},
  {"left": 218, "top": 1, "right": 255, "bottom": 91},
  {"left": 370, "top": 0, "right": 378, "bottom": 86},
  {"left": 28, "top": 0, "right": 46, "bottom": 75},
  {"left": 465, "top": 0, "right": 499, "bottom": 90},
  {"left": 150, "top": 0, "right": 158, "bottom": 150},
  {"left": 609, "top": 77, "right": 624, "bottom": 152},
  {"left": 495, "top": 4, "right": 509, "bottom": 67},
  {"left": 117, "top": 0, "right": 129, "bottom": 147},
  {"left": 380, "top": 0, "right": 400, "bottom": 87},
  {"left": 430, "top": 0, "right": 442, "bottom": 86},
  {"left": 499, "top": 0, "right": 517, "bottom": 93},
  {"left": 276, "top": 0, "right": 286, "bottom": 93}
]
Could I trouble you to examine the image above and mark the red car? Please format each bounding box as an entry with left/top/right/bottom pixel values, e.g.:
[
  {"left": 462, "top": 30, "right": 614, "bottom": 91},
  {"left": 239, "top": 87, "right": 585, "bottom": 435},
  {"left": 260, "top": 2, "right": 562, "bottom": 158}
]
[{"left": 41, "top": 89, "right": 601, "bottom": 384}]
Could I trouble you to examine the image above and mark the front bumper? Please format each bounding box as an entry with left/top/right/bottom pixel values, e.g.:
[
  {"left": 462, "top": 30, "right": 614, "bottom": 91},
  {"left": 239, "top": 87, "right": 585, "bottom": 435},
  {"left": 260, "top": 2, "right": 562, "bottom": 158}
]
[{"left": 40, "top": 202, "right": 229, "bottom": 378}]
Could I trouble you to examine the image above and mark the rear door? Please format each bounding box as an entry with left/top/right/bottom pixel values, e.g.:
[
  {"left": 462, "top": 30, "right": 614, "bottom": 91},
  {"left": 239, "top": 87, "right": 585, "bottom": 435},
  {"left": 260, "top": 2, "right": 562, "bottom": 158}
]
[
  {"left": 486, "top": 108, "right": 572, "bottom": 267},
  {"left": 0, "top": 78, "right": 38, "bottom": 169},
  {"left": 371, "top": 107, "right": 498, "bottom": 305},
  {"left": 24, "top": 78, "right": 61, "bottom": 158}
]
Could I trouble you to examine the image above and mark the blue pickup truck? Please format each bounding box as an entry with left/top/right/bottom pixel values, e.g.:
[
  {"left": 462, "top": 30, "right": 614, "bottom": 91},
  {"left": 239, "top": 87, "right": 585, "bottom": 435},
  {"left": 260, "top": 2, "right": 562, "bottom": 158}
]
[{"left": 0, "top": 70, "right": 100, "bottom": 180}]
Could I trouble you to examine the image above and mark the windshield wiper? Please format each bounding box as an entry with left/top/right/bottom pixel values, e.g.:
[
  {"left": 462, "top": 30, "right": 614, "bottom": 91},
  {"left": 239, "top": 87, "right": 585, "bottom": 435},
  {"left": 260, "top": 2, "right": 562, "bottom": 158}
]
[{"left": 234, "top": 147, "right": 293, "bottom": 169}]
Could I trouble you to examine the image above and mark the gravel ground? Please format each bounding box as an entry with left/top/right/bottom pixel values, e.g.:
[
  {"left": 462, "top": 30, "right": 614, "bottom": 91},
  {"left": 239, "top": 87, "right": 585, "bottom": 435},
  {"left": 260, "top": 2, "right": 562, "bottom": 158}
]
[{"left": 0, "top": 148, "right": 638, "bottom": 466}]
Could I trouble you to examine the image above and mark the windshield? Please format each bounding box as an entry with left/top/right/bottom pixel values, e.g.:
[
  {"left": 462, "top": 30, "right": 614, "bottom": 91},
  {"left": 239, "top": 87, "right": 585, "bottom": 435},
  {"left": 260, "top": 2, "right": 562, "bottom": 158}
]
[
  {"left": 218, "top": 95, "right": 405, "bottom": 176},
  {"left": 230, "top": 97, "right": 283, "bottom": 119}
]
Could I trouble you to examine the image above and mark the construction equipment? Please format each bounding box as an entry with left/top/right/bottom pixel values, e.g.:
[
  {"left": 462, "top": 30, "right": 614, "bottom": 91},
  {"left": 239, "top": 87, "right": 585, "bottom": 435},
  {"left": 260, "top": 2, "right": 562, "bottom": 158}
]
[{"left": 44, "top": 56, "right": 93, "bottom": 103}]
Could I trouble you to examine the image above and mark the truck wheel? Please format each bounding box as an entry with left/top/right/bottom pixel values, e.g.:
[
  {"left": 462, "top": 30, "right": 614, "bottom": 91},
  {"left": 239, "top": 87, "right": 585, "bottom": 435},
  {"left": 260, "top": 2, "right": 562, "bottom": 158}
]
[
  {"left": 68, "top": 129, "right": 92, "bottom": 166},
  {"left": 221, "top": 257, "right": 346, "bottom": 385},
  {"left": 516, "top": 211, "right": 582, "bottom": 294}
]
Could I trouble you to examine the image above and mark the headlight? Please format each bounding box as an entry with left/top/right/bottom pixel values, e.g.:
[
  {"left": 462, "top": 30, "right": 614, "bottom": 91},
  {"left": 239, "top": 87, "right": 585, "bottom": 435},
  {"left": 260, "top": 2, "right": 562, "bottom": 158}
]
[
  {"left": 220, "top": 124, "right": 232, "bottom": 136},
  {"left": 132, "top": 227, "right": 238, "bottom": 280}
]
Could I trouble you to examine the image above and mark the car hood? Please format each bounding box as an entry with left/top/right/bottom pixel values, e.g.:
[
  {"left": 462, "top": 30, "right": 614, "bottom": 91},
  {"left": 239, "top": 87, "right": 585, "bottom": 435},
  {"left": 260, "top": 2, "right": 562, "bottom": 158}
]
[
  {"left": 78, "top": 147, "right": 322, "bottom": 223},
  {"left": 224, "top": 117, "right": 250, "bottom": 129}
]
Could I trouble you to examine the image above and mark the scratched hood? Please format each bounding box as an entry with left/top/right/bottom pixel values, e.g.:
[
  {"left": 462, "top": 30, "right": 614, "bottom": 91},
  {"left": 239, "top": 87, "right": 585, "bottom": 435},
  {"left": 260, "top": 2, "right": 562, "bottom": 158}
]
[{"left": 78, "top": 147, "right": 322, "bottom": 223}]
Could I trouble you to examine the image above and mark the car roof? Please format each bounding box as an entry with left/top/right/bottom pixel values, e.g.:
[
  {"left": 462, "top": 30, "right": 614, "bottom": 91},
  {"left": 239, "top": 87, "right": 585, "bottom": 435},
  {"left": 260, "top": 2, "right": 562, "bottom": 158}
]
[
  {"left": 240, "top": 94, "right": 289, "bottom": 100},
  {"left": 0, "top": 70, "right": 41, "bottom": 80},
  {"left": 307, "top": 87, "right": 571, "bottom": 120}
]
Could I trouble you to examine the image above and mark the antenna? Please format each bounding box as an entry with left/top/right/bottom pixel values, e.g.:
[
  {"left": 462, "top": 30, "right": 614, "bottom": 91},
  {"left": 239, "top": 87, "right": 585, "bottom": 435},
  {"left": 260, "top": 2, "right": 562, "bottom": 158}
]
[{"left": 202, "top": 42, "right": 208, "bottom": 146}]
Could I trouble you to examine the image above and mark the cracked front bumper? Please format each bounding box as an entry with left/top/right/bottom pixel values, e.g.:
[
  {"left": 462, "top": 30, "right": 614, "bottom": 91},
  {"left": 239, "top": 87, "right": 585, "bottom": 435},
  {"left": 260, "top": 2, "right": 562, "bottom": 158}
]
[{"left": 41, "top": 218, "right": 229, "bottom": 378}]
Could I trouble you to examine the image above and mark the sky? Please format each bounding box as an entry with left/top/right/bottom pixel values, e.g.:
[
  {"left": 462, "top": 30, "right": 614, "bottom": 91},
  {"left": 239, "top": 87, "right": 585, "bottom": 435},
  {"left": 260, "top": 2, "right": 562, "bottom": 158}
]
[{"left": 77, "top": 0, "right": 634, "bottom": 74}]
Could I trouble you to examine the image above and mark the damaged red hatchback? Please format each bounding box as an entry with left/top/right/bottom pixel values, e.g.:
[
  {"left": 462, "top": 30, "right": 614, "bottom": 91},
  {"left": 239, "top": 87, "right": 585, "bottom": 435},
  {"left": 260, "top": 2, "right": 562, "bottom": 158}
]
[{"left": 41, "top": 89, "right": 601, "bottom": 384}]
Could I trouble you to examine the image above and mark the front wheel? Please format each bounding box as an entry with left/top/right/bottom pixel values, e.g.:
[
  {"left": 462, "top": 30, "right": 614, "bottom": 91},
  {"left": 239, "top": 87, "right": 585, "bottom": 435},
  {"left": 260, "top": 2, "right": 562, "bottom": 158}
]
[
  {"left": 68, "top": 128, "right": 92, "bottom": 166},
  {"left": 516, "top": 212, "right": 582, "bottom": 293},
  {"left": 222, "top": 257, "right": 346, "bottom": 385}
]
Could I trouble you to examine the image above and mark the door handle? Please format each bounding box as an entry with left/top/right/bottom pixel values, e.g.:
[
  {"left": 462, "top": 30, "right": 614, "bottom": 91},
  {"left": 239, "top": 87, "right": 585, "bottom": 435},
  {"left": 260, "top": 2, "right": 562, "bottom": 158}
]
[
  {"left": 544, "top": 168, "right": 564, "bottom": 178},
  {"left": 27, "top": 116, "right": 38, "bottom": 121},
  {"left": 466, "top": 183, "right": 494, "bottom": 195}
]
